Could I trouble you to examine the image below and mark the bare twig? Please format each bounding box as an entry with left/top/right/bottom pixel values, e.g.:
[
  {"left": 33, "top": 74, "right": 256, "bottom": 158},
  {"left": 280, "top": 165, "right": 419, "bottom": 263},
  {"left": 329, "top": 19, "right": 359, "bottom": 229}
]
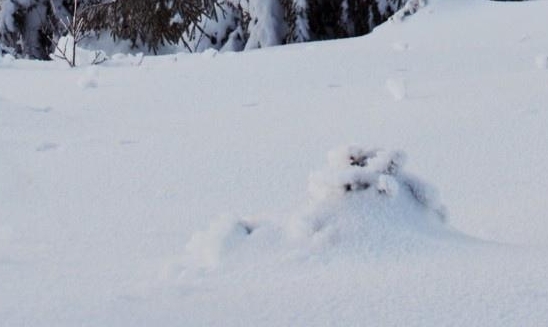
[
  {"left": 90, "top": 50, "right": 107, "bottom": 65},
  {"left": 48, "top": 0, "right": 116, "bottom": 67}
]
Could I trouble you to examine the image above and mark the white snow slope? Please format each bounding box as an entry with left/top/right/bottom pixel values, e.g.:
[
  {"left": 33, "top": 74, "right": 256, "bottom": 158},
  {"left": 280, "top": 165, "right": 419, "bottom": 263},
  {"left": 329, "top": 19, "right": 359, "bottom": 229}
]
[{"left": 1, "top": 0, "right": 548, "bottom": 325}]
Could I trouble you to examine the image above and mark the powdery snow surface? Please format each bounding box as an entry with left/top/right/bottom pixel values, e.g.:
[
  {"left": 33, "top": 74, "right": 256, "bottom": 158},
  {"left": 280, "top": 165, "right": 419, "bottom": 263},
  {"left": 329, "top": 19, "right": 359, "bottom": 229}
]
[{"left": 2, "top": 0, "right": 548, "bottom": 325}]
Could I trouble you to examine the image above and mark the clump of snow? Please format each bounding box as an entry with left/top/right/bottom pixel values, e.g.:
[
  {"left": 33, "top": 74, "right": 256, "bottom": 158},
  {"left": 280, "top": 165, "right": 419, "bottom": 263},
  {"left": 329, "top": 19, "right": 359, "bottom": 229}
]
[
  {"left": 201, "top": 48, "right": 218, "bottom": 59},
  {"left": 170, "top": 13, "right": 184, "bottom": 26},
  {"left": 0, "top": 52, "right": 15, "bottom": 66},
  {"left": 78, "top": 31, "right": 138, "bottom": 57},
  {"left": 183, "top": 215, "right": 255, "bottom": 269},
  {"left": 392, "top": 0, "right": 427, "bottom": 22},
  {"left": 310, "top": 146, "right": 401, "bottom": 199},
  {"left": 182, "top": 146, "right": 448, "bottom": 271},
  {"left": 385, "top": 78, "right": 407, "bottom": 101},
  {"left": 105, "top": 52, "right": 145, "bottom": 67},
  {"left": 535, "top": 54, "right": 548, "bottom": 70}
]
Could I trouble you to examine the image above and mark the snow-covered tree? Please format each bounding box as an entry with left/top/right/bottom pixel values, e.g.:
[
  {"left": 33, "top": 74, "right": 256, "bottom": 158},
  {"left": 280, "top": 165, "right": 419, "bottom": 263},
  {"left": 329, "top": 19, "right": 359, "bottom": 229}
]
[
  {"left": 1, "top": 0, "right": 416, "bottom": 58},
  {"left": 183, "top": 0, "right": 247, "bottom": 52},
  {"left": 0, "top": 0, "right": 59, "bottom": 59},
  {"left": 243, "top": 0, "right": 287, "bottom": 50},
  {"left": 188, "top": 0, "right": 409, "bottom": 52},
  {"left": 0, "top": 0, "right": 102, "bottom": 60},
  {"left": 185, "top": 0, "right": 288, "bottom": 52},
  {"left": 83, "top": 0, "right": 218, "bottom": 54},
  {"left": 282, "top": 0, "right": 309, "bottom": 43},
  {"left": 304, "top": 0, "right": 405, "bottom": 40},
  {"left": 0, "top": 0, "right": 218, "bottom": 58}
]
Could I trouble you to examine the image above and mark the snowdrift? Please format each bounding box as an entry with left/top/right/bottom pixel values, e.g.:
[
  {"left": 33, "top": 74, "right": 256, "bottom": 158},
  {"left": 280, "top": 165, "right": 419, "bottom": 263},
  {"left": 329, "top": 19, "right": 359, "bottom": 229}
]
[
  {"left": 3, "top": 0, "right": 548, "bottom": 325},
  {"left": 182, "top": 145, "right": 464, "bottom": 272}
]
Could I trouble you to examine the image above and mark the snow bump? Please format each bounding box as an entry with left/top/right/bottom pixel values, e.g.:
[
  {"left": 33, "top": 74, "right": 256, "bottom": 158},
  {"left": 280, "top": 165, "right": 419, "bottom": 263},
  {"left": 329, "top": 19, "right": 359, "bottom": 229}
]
[{"left": 181, "top": 145, "right": 454, "bottom": 272}]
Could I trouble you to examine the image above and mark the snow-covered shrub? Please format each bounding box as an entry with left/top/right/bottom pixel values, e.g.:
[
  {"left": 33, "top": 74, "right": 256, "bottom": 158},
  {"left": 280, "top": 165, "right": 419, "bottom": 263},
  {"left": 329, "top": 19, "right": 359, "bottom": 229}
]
[
  {"left": 185, "top": 0, "right": 288, "bottom": 52},
  {"left": 281, "top": 0, "right": 309, "bottom": 43},
  {"left": 391, "top": 0, "right": 426, "bottom": 22},
  {"left": 0, "top": 0, "right": 219, "bottom": 58},
  {"left": 309, "top": 145, "right": 445, "bottom": 219},
  {"left": 50, "top": 35, "right": 107, "bottom": 67},
  {"left": 181, "top": 145, "right": 447, "bottom": 271},
  {"left": 183, "top": 1, "right": 248, "bottom": 52},
  {"left": 292, "top": 145, "right": 448, "bottom": 256},
  {"left": 83, "top": 0, "right": 218, "bottom": 54}
]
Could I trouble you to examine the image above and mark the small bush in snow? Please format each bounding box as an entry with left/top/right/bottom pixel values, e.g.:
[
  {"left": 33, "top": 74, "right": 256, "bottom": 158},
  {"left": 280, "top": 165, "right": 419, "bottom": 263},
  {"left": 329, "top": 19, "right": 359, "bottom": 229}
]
[
  {"left": 83, "top": 0, "right": 218, "bottom": 54},
  {"left": 391, "top": 0, "right": 427, "bottom": 22},
  {"left": 310, "top": 145, "right": 446, "bottom": 221},
  {"left": 0, "top": 0, "right": 219, "bottom": 58},
  {"left": 182, "top": 145, "right": 447, "bottom": 270}
]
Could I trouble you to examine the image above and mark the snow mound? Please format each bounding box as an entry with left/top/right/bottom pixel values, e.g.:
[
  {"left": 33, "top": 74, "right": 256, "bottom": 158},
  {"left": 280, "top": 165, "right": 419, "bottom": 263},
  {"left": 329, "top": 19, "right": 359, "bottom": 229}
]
[
  {"left": 182, "top": 146, "right": 455, "bottom": 271},
  {"left": 307, "top": 145, "right": 445, "bottom": 219},
  {"left": 290, "top": 145, "right": 449, "bottom": 256},
  {"left": 183, "top": 215, "right": 255, "bottom": 269},
  {"left": 105, "top": 52, "right": 145, "bottom": 67},
  {"left": 0, "top": 52, "right": 15, "bottom": 66}
]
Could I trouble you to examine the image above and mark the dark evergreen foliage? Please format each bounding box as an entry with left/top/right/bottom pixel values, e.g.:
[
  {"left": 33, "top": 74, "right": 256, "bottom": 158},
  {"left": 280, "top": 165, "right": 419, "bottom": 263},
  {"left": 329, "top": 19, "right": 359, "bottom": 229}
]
[
  {"left": 283, "top": 0, "right": 405, "bottom": 42},
  {"left": 0, "top": 0, "right": 218, "bottom": 58},
  {"left": 83, "top": 0, "right": 218, "bottom": 53},
  {"left": 1, "top": 0, "right": 410, "bottom": 59}
]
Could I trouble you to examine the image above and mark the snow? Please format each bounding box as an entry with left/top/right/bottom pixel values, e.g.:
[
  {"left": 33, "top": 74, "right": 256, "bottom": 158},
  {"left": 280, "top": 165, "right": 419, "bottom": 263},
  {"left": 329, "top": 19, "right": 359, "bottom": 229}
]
[
  {"left": 385, "top": 77, "right": 407, "bottom": 101},
  {"left": 52, "top": 36, "right": 108, "bottom": 67},
  {"left": 182, "top": 145, "right": 449, "bottom": 273},
  {"left": 0, "top": 1, "right": 17, "bottom": 32},
  {"left": 0, "top": 53, "right": 14, "bottom": 65},
  {"left": 2, "top": 0, "right": 548, "bottom": 325},
  {"left": 244, "top": 0, "right": 287, "bottom": 50},
  {"left": 536, "top": 53, "right": 548, "bottom": 69}
]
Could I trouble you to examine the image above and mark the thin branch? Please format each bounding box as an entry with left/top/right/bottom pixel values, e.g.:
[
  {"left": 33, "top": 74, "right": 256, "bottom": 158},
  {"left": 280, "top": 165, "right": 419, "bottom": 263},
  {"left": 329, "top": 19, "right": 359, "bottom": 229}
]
[
  {"left": 91, "top": 51, "right": 107, "bottom": 65},
  {"left": 48, "top": 35, "right": 74, "bottom": 67}
]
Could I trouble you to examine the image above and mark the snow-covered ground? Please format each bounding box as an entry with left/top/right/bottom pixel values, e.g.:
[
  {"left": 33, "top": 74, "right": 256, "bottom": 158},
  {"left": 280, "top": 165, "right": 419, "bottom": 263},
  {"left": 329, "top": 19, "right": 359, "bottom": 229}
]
[{"left": 1, "top": 0, "right": 548, "bottom": 325}]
